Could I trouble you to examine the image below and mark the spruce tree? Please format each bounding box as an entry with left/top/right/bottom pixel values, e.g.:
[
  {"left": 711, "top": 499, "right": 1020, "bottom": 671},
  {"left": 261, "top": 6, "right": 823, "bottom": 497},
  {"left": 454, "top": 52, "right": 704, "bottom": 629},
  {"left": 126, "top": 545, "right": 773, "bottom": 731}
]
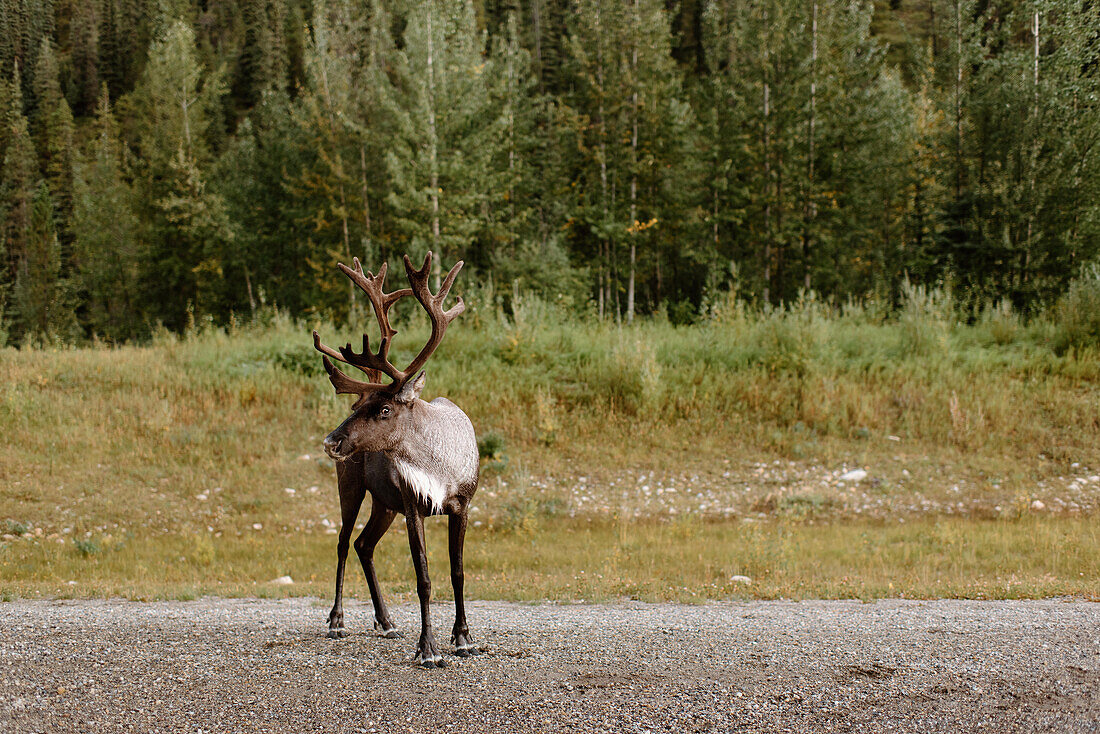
[
  {"left": 31, "top": 41, "right": 74, "bottom": 241},
  {"left": 564, "top": 0, "right": 695, "bottom": 318},
  {"left": 130, "top": 15, "right": 230, "bottom": 328},
  {"left": 232, "top": 0, "right": 288, "bottom": 111},
  {"left": 68, "top": 0, "right": 100, "bottom": 116},
  {"left": 1, "top": 64, "right": 37, "bottom": 308},
  {"left": 383, "top": 0, "right": 504, "bottom": 289},
  {"left": 73, "top": 86, "right": 142, "bottom": 339},
  {"left": 13, "top": 179, "right": 73, "bottom": 341},
  {"left": 290, "top": 0, "right": 371, "bottom": 315}
]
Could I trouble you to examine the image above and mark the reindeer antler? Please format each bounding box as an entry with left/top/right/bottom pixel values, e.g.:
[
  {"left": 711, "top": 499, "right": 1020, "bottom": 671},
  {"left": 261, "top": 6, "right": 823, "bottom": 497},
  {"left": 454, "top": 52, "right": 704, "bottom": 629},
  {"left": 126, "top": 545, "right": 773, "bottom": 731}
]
[
  {"left": 312, "top": 252, "right": 464, "bottom": 397},
  {"left": 399, "top": 252, "right": 465, "bottom": 382}
]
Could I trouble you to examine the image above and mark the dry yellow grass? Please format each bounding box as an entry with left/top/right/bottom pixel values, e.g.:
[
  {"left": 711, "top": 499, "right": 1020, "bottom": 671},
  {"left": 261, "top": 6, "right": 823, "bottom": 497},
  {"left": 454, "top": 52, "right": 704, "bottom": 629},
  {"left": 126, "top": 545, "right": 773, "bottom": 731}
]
[{"left": 1, "top": 516, "right": 1096, "bottom": 602}]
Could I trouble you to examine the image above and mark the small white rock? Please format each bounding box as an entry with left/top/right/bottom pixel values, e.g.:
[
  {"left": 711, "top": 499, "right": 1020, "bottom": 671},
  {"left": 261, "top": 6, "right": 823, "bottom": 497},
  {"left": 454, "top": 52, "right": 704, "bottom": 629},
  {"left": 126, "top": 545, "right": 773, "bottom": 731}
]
[
  {"left": 298, "top": 454, "right": 311, "bottom": 461},
  {"left": 269, "top": 576, "right": 294, "bottom": 585},
  {"left": 1030, "top": 500, "right": 1045, "bottom": 511},
  {"left": 284, "top": 487, "right": 296, "bottom": 495},
  {"left": 839, "top": 469, "right": 868, "bottom": 482},
  {"left": 252, "top": 523, "right": 263, "bottom": 530},
  {"left": 729, "top": 575, "right": 752, "bottom": 584},
  {"left": 887, "top": 435, "right": 901, "bottom": 442}
]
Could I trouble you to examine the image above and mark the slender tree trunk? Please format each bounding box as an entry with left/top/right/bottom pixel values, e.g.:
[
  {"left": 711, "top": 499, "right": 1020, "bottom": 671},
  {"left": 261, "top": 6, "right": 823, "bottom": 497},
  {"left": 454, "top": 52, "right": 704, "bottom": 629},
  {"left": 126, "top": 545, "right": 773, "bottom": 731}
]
[
  {"left": 244, "top": 267, "right": 256, "bottom": 315},
  {"left": 318, "top": 51, "right": 354, "bottom": 309},
  {"left": 427, "top": 9, "right": 441, "bottom": 290},
  {"left": 1024, "top": 9, "right": 1039, "bottom": 282},
  {"left": 339, "top": 185, "right": 352, "bottom": 269},
  {"left": 596, "top": 4, "right": 610, "bottom": 320},
  {"left": 626, "top": 0, "right": 639, "bottom": 323},
  {"left": 954, "top": 0, "right": 963, "bottom": 202},
  {"left": 762, "top": 9, "right": 772, "bottom": 305},
  {"left": 506, "top": 29, "right": 516, "bottom": 248},
  {"left": 803, "top": 1, "right": 817, "bottom": 293},
  {"left": 930, "top": 0, "right": 937, "bottom": 59},
  {"left": 360, "top": 144, "right": 375, "bottom": 260},
  {"left": 531, "top": 0, "right": 543, "bottom": 91}
]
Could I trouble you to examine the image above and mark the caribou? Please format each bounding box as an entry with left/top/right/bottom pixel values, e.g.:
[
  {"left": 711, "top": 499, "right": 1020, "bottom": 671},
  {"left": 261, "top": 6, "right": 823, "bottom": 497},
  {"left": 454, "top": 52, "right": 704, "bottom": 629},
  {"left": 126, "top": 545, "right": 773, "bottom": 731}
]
[{"left": 312, "top": 252, "right": 479, "bottom": 668}]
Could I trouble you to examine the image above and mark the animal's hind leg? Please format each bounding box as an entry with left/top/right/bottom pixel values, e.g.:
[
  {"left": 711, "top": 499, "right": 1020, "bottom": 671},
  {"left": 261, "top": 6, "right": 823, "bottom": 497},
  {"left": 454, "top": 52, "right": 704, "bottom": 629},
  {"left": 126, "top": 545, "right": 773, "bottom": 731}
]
[
  {"left": 354, "top": 500, "right": 401, "bottom": 638},
  {"left": 449, "top": 511, "right": 477, "bottom": 656},
  {"left": 328, "top": 461, "right": 366, "bottom": 639}
]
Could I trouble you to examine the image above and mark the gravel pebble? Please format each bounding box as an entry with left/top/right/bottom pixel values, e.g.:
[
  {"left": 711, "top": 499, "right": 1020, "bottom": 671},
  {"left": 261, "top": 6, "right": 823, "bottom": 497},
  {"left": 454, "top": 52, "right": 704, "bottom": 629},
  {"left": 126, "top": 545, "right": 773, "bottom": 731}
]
[{"left": 0, "top": 598, "right": 1097, "bottom": 732}]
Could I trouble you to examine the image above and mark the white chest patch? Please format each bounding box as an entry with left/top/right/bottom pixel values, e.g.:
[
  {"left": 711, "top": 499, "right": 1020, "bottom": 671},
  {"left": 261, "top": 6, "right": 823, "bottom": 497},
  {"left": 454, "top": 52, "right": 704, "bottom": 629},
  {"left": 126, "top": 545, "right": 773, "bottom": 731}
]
[{"left": 393, "top": 458, "right": 451, "bottom": 513}]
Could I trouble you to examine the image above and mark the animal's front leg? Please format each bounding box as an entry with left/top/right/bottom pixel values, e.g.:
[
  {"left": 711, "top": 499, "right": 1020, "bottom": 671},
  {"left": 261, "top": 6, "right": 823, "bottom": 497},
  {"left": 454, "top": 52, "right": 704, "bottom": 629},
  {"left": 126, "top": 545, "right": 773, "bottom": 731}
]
[
  {"left": 328, "top": 522, "right": 353, "bottom": 638},
  {"left": 448, "top": 511, "right": 477, "bottom": 656},
  {"left": 404, "top": 504, "right": 445, "bottom": 668},
  {"left": 329, "top": 463, "right": 365, "bottom": 639}
]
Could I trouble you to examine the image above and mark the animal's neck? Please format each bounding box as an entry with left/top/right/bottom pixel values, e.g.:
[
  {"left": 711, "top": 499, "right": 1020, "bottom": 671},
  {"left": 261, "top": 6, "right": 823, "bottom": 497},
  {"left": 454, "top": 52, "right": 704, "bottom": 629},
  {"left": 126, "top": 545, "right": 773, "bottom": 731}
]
[{"left": 388, "top": 402, "right": 443, "bottom": 468}]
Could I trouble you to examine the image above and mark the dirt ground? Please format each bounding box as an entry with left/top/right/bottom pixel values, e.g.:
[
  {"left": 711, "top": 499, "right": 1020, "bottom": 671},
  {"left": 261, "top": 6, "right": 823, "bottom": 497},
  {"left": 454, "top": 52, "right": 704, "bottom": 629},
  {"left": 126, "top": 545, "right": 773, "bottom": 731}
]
[{"left": 1, "top": 597, "right": 1097, "bottom": 733}]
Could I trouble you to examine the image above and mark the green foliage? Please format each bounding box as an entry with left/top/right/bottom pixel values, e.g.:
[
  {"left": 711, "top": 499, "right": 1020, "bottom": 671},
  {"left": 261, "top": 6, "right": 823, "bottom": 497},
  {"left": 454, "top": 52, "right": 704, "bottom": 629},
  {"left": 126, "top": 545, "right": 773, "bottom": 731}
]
[
  {"left": 1052, "top": 263, "right": 1100, "bottom": 354},
  {"left": 12, "top": 180, "right": 75, "bottom": 341},
  {"left": 477, "top": 431, "right": 506, "bottom": 460},
  {"left": 2, "top": 520, "right": 30, "bottom": 536},
  {"left": 72, "top": 87, "right": 143, "bottom": 341},
  {"left": 0, "top": 0, "right": 1098, "bottom": 341},
  {"left": 897, "top": 279, "right": 952, "bottom": 359},
  {"left": 73, "top": 537, "right": 102, "bottom": 556}
]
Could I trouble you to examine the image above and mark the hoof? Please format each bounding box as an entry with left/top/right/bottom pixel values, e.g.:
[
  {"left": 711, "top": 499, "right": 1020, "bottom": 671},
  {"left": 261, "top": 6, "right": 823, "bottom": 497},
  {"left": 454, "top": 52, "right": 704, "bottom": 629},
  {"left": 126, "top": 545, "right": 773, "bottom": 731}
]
[
  {"left": 327, "top": 627, "right": 348, "bottom": 639},
  {"left": 381, "top": 628, "right": 404, "bottom": 639},
  {"left": 454, "top": 644, "right": 479, "bottom": 657},
  {"left": 416, "top": 654, "right": 446, "bottom": 668}
]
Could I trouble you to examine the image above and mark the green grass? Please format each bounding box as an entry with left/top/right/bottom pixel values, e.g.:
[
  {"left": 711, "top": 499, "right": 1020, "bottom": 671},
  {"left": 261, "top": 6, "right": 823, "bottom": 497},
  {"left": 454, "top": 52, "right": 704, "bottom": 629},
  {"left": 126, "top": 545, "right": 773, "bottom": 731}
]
[
  {"left": 1, "top": 295, "right": 1098, "bottom": 600},
  {"left": 0, "top": 516, "right": 1095, "bottom": 602}
]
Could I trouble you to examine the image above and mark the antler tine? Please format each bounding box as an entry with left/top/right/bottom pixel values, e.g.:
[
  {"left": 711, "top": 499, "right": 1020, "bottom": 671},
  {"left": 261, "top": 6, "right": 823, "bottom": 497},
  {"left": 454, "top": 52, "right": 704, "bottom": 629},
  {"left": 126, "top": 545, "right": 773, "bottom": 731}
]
[
  {"left": 398, "top": 251, "right": 466, "bottom": 385},
  {"left": 320, "top": 354, "right": 388, "bottom": 395},
  {"left": 313, "top": 330, "right": 387, "bottom": 392},
  {"left": 325, "top": 257, "right": 414, "bottom": 388},
  {"left": 336, "top": 333, "right": 403, "bottom": 386},
  {"left": 313, "top": 330, "right": 345, "bottom": 363},
  {"left": 337, "top": 258, "right": 413, "bottom": 341}
]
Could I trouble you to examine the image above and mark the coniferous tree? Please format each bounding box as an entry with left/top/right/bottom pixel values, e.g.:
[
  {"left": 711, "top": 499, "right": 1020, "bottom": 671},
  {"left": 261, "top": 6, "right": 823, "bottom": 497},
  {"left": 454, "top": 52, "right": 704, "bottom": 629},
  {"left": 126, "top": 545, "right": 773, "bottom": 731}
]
[
  {"left": 218, "top": 90, "right": 312, "bottom": 315},
  {"left": 68, "top": 0, "right": 100, "bottom": 115},
  {"left": 290, "top": 0, "right": 371, "bottom": 315},
  {"left": 130, "top": 15, "right": 230, "bottom": 328},
  {"left": 564, "top": 0, "right": 695, "bottom": 318},
  {"left": 98, "top": 0, "right": 151, "bottom": 101},
  {"left": 384, "top": 0, "right": 505, "bottom": 288},
  {"left": 12, "top": 179, "right": 73, "bottom": 341},
  {"left": 31, "top": 41, "right": 75, "bottom": 240},
  {"left": 1, "top": 64, "right": 38, "bottom": 301},
  {"left": 73, "top": 85, "right": 142, "bottom": 339},
  {"left": 232, "top": 0, "right": 288, "bottom": 111}
]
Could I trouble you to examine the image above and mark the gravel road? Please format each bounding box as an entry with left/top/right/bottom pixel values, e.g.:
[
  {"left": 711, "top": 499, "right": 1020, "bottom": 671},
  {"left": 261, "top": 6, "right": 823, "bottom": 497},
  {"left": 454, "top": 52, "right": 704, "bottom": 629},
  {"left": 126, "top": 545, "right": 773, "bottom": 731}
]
[{"left": 1, "top": 598, "right": 1097, "bottom": 733}]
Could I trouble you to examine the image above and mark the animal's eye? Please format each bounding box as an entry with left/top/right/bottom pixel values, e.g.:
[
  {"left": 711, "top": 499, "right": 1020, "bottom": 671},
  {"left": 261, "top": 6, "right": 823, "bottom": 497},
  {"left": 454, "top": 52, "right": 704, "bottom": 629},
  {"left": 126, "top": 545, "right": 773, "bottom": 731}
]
[{"left": 379, "top": 405, "right": 392, "bottom": 418}]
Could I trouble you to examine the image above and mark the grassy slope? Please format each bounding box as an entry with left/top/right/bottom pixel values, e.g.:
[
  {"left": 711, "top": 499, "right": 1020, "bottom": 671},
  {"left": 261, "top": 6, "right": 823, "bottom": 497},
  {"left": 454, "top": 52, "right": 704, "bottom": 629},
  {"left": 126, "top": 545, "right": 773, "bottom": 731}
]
[{"left": 1, "top": 300, "right": 1098, "bottom": 600}]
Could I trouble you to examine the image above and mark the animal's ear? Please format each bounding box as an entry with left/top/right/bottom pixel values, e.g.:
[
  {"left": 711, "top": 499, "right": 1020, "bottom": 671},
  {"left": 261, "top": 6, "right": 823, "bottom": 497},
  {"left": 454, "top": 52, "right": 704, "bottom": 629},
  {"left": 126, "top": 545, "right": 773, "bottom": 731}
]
[{"left": 394, "top": 370, "right": 426, "bottom": 404}]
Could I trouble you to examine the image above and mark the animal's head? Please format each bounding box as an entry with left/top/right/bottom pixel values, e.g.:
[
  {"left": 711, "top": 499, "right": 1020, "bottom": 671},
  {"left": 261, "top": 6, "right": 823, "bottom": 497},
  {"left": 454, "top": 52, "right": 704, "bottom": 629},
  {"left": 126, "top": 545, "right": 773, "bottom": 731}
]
[{"left": 313, "top": 252, "right": 464, "bottom": 461}]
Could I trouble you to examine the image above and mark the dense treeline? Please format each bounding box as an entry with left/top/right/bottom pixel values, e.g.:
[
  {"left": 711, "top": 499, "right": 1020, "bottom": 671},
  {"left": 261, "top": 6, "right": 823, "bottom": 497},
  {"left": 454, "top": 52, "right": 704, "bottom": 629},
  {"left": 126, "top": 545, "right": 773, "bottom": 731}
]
[{"left": 0, "top": 0, "right": 1098, "bottom": 343}]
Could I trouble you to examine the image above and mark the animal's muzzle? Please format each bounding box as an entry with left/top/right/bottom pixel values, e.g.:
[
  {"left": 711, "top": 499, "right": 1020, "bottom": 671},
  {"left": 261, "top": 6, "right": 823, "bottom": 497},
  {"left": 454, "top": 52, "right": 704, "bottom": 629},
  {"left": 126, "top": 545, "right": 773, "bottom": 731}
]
[{"left": 323, "top": 433, "right": 350, "bottom": 460}]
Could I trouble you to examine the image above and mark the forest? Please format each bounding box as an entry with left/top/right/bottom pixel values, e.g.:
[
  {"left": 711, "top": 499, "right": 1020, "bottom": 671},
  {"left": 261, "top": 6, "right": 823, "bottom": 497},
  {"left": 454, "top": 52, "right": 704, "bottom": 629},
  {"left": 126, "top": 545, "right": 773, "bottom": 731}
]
[{"left": 0, "top": 0, "right": 1098, "bottom": 343}]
